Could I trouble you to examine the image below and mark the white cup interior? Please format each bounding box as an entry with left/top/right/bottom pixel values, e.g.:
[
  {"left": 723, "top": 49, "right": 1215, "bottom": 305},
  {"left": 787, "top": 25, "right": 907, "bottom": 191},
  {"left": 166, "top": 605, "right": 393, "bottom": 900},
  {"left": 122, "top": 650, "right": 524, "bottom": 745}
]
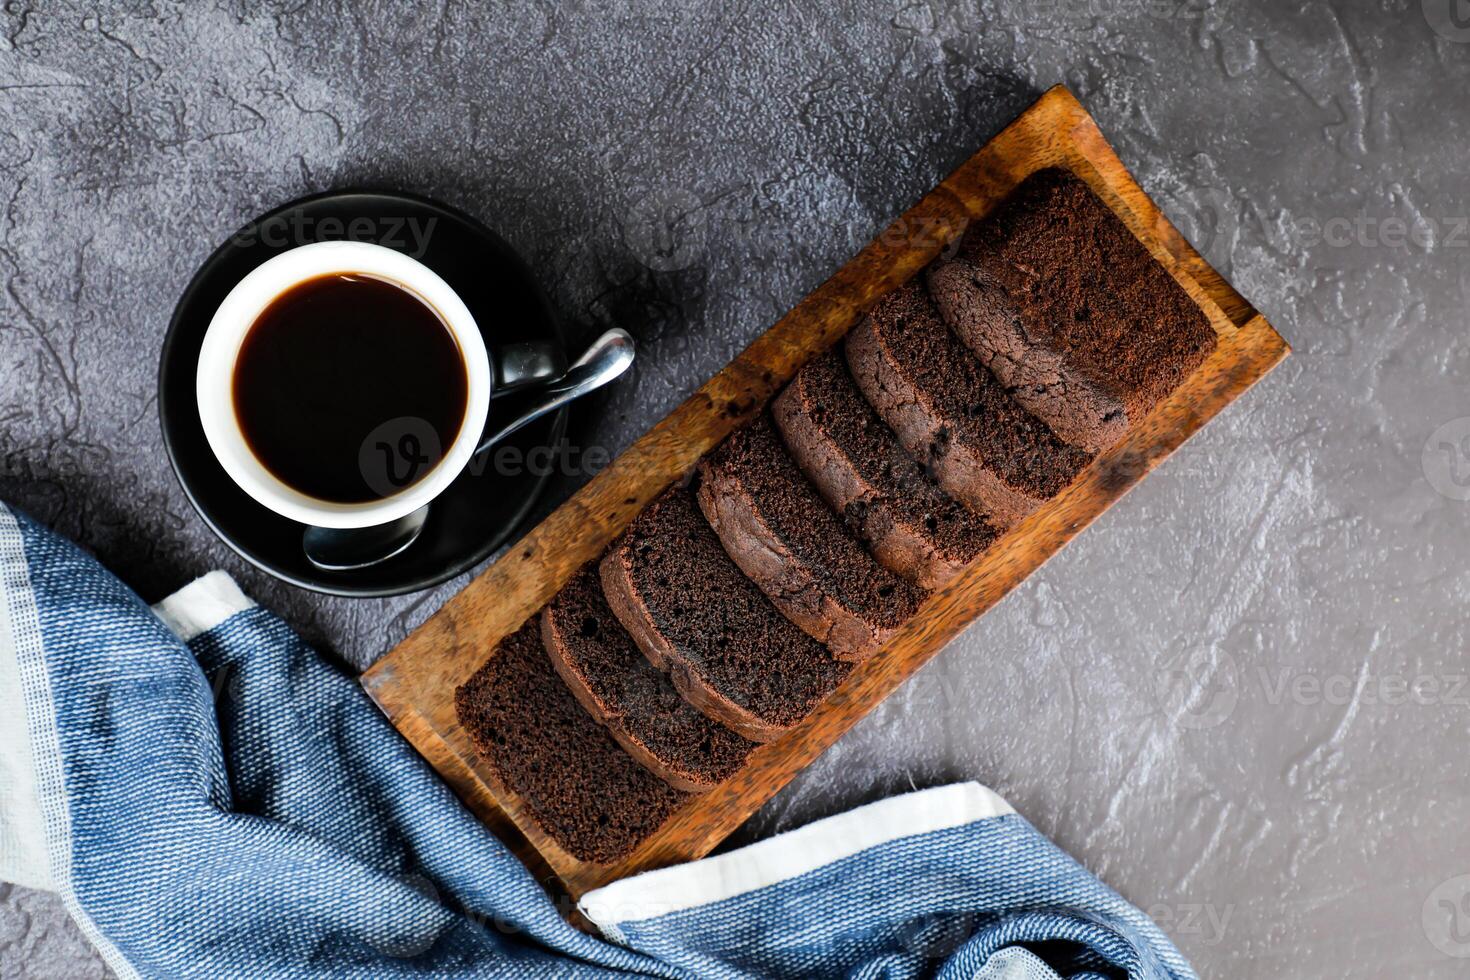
[{"left": 196, "top": 240, "right": 491, "bottom": 529}]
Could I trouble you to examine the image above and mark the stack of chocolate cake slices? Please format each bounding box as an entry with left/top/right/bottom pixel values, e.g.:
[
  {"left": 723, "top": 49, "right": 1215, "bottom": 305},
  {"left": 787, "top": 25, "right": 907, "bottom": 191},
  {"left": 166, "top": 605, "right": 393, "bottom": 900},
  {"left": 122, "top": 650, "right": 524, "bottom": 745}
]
[{"left": 454, "top": 168, "right": 1218, "bottom": 865}]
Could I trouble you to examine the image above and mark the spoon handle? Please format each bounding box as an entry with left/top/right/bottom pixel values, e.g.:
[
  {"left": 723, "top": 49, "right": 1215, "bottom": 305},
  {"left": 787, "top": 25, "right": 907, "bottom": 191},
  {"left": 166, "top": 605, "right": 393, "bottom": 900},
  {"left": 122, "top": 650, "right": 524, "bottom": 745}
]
[{"left": 474, "top": 329, "right": 635, "bottom": 454}]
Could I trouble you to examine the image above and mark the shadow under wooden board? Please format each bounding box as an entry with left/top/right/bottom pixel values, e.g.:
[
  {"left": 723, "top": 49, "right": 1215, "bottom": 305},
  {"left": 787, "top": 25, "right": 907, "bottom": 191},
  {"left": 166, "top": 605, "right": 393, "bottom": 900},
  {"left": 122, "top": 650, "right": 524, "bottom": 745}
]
[{"left": 361, "top": 84, "right": 1291, "bottom": 899}]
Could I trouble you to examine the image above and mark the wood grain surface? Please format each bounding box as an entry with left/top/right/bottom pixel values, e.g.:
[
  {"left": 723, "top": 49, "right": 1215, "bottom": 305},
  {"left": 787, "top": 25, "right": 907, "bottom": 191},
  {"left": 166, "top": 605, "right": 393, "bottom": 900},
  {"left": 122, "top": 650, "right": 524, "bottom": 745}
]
[{"left": 360, "top": 84, "right": 1290, "bottom": 899}]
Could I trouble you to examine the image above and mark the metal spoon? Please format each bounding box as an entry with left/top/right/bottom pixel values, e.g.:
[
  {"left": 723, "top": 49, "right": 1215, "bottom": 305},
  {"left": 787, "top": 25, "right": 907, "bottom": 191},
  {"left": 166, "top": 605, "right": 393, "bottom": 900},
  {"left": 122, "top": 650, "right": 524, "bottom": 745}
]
[{"left": 302, "top": 329, "right": 634, "bottom": 572}]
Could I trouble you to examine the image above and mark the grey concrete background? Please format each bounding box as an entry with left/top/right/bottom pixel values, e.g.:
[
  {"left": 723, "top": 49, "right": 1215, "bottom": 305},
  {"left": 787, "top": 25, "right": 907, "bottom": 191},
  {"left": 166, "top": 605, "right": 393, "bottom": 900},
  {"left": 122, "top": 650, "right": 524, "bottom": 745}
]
[{"left": 0, "top": 1, "right": 1466, "bottom": 976}]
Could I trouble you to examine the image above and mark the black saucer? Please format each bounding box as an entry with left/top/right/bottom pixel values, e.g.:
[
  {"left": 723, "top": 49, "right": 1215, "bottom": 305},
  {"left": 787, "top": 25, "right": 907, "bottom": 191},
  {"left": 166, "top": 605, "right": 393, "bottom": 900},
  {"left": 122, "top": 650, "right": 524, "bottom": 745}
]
[{"left": 159, "top": 190, "right": 567, "bottom": 597}]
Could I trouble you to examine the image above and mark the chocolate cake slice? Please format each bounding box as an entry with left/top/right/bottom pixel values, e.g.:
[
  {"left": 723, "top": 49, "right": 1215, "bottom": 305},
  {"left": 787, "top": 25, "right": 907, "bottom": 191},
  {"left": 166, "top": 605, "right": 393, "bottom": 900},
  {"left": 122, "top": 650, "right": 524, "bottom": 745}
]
[
  {"left": 542, "top": 567, "right": 756, "bottom": 792},
  {"left": 696, "top": 413, "right": 926, "bottom": 660},
  {"left": 845, "top": 279, "right": 1092, "bottom": 528},
  {"left": 773, "top": 349, "right": 1001, "bottom": 589},
  {"left": 600, "top": 484, "right": 852, "bottom": 742},
  {"left": 454, "top": 620, "right": 688, "bottom": 865},
  {"left": 926, "top": 167, "right": 1218, "bottom": 453}
]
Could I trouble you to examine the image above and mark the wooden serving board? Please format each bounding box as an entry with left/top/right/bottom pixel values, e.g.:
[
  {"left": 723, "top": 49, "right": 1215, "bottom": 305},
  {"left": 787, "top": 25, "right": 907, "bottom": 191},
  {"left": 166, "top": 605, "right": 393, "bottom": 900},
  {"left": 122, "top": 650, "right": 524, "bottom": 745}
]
[{"left": 361, "top": 85, "right": 1290, "bottom": 899}]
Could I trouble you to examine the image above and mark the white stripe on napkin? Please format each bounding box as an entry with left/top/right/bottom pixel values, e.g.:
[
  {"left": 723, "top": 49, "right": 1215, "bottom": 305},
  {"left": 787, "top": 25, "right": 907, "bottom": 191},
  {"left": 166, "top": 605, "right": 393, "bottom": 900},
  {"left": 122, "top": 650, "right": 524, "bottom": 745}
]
[
  {"left": 0, "top": 510, "right": 50, "bottom": 891},
  {"left": 579, "top": 781, "right": 1014, "bottom": 934},
  {"left": 151, "top": 570, "right": 255, "bottom": 642},
  {"left": 0, "top": 506, "right": 145, "bottom": 979}
]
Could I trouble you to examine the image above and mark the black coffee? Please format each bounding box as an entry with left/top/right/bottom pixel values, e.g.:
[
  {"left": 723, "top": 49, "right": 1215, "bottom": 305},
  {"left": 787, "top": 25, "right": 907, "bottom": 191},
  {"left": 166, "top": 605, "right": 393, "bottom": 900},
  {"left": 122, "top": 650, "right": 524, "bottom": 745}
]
[{"left": 232, "top": 273, "right": 468, "bottom": 503}]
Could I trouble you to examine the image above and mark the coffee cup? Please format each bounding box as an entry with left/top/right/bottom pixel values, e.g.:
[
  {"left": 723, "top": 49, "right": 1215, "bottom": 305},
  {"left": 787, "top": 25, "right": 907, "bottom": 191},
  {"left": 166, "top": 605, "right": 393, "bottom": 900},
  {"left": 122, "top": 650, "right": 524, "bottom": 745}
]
[{"left": 196, "top": 240, "right": 560, "bottom": 530}]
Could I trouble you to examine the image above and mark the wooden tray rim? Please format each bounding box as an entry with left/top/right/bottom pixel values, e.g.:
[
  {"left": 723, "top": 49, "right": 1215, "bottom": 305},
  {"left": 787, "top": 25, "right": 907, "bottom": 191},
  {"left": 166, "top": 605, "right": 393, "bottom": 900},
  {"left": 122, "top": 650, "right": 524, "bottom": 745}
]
[{"left": 361, "top": 83, "right": 1290, "bottom": 898}]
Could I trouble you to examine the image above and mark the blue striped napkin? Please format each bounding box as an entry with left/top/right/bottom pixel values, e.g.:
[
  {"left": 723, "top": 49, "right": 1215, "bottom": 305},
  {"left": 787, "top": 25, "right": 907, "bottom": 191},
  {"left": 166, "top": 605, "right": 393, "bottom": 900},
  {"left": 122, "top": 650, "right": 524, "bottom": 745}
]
[{"left": 0, "top": 502, "right": 1195, "bottom": 979}]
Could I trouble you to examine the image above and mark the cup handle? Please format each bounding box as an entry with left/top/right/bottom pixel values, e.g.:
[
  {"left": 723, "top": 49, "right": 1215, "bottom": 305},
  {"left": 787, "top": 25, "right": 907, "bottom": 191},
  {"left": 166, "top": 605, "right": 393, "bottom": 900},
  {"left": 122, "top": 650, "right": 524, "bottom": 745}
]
[{"left": 491, "top": 340, "right": 562, "bottom": 396}]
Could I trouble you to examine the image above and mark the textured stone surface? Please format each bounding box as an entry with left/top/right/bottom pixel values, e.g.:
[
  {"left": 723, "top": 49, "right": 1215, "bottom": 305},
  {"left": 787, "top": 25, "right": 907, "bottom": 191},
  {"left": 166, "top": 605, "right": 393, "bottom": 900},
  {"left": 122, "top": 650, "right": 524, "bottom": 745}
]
[{"left": 1, "top": 1, "right": 1467, "bottom": 976}]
